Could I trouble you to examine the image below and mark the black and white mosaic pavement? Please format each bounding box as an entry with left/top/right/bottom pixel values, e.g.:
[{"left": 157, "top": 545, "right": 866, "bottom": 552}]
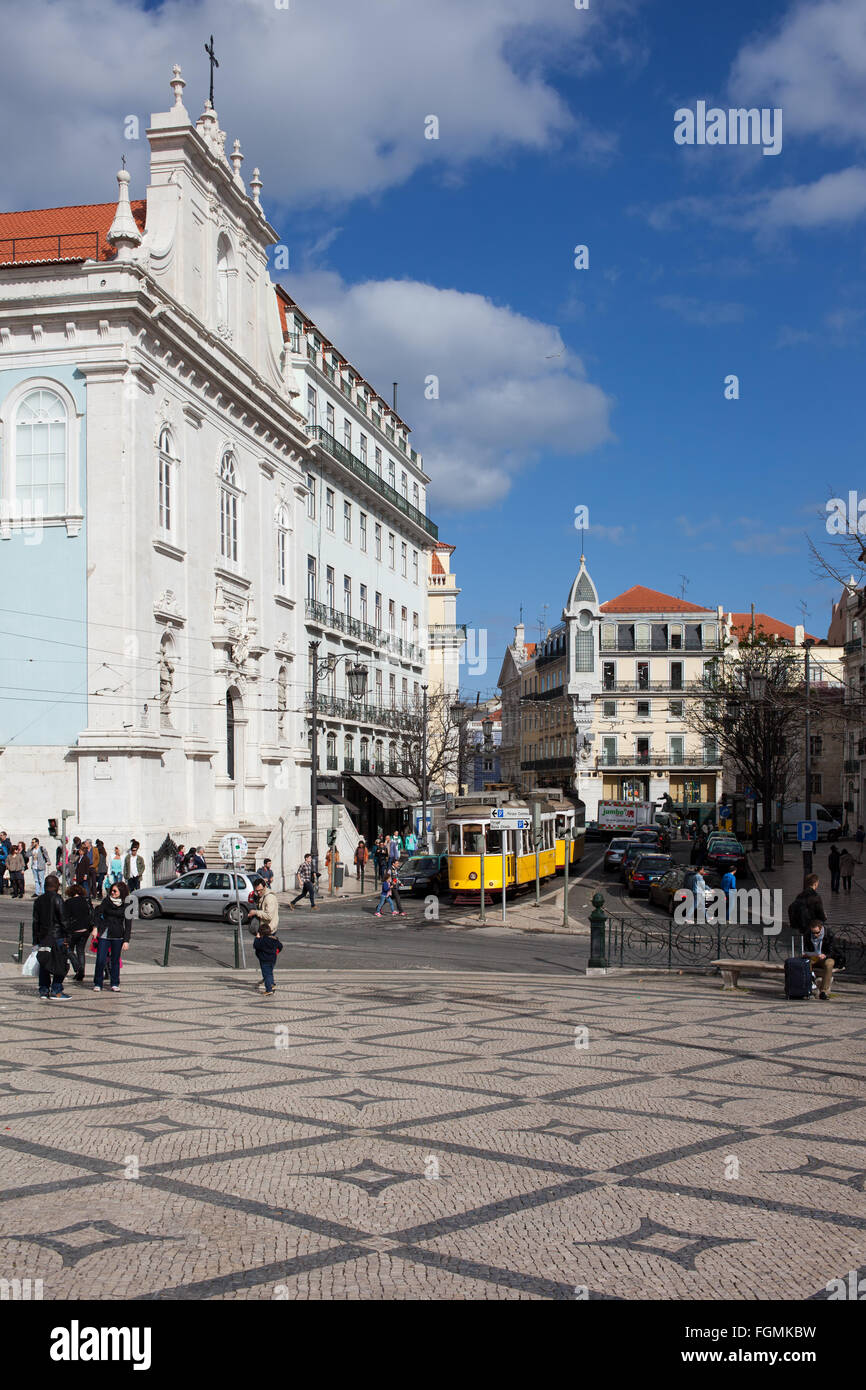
[{"left": 1, "top": 971, "right": 864, "bottom": 1300}]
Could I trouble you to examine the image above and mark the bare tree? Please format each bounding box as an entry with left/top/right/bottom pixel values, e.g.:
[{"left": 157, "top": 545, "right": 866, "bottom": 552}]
[
  {"left": 398, "top": 690, "right": 464, "bottom": 799},
  {"left": 685, "top": 637, "right": 805, "bottom": 870}
]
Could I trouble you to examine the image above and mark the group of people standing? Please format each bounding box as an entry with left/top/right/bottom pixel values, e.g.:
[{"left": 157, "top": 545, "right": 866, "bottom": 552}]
[{"left": 30, "top": 875, "right": 133, "bottom": 999}]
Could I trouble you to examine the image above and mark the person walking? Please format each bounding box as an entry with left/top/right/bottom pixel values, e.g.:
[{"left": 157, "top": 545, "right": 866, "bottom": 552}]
[
  {"left": 404, "top": 828, "right": 417, "bottom": 855},
  {"left": 0, "top": 832, "right": 10, "bottom": 895},
  {"left": 124, "top": 841, "right": 145, "bottom": 891},
  {"left": 109, "top": 846, "right": 124, "bottom": 885},
  {"left": 839, "top": 848, "right": 855, "bottom": 894},
  {"left": 249, "top": 877, "right": 279, "bottom": 935},
  {"left": 289, "top": 854, "right": 319, "bottom": 911},
  {"left": 94, "top": 840, "right": 109, "bottom": 898},
  {"left": 828, "top": 843, "right": 841, "bottom": 894},
  {"left": 174, "top": 845, "right": 186, "bottom": 876},
  {"left": 6, "top": 843, "right": 26, "bottom": 899},
  {"left": 720, "top": 866, "right": 736, "bottom": 922},
  {"left": 91, "top": 881, "right": 131, "bottom": 992},
  {"left": 387, "top": 834, "right": 401, "bottom": 873},
  {"left": 387, "top": 865, "right": 407, "bottom": 917},
  {"left": 29, "top": 837, "right": 49, "bottom": 896},
  {"left": 374, "top": 871, "right": 397, "bottom": 918},
  {"left": 372, "top": 837, "right": 386, "bottom": 886},
  {"left": 75, "top": 839, "right": 93, "bottom": 897},
  {"left": 63, "top": 884, "right": 93, "bottom": 983},
  {"left": 256, "top": 858, "right": 274, "bottom": 888},
  {"left": 252, "top": 921, "right": 283, "bottom": 999},
  {"left": 32, "top": 873, "right": 70, "bottom": 1000},
  {"left": 354, "top": 838, "right": 369, "bottom": 880},
  {"left": 692, "top": 868, "right": 708, "bottom": 924}
]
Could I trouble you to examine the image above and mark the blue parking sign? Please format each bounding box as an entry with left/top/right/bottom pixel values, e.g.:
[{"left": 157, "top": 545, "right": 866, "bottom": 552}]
[{"left": 798, "top": 820, "right": 818, "bottom": 843}]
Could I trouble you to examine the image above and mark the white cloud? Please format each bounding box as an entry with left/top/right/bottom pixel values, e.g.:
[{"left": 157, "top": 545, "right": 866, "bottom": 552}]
[
  {"left": 285, "top": 270, "right": 614, "bottom": 507},
  {"left": 642, "top": 166, "right": 866, "bottom": 236},
  {"left": 0, "top": 0, "right": 636, "bottom": 211},
  {"left": 729, "top": 0, "right": 866, "bottom": 146},
  {"left": 657, "top": 295, "right": 747, "bottom": 325},
  {"left": 590, "top": 524, "right": 630, "bottom": 544}
]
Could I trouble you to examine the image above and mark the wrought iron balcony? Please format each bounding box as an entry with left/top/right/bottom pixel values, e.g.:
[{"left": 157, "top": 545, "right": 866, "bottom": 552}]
[
  {"left": 599, "top": 679, "right": 716, "bottom": 694},
  {"left": 305, "top": 425, "right": 437, "bottom": 540},
  {"left": 305, "top": 599, "right": 423, "bottom": 663},
  {"left": 600, "top": 640, "right": 722, "bottom": 654},
  {"left": 305, "top": 690, "right": 422, "bottom": 732},
  {"left": 845, "top": 638, "right": 863, "bottom": 654},
  {"left": 597, "top": 753, "right": 721, "bottom": 769}
]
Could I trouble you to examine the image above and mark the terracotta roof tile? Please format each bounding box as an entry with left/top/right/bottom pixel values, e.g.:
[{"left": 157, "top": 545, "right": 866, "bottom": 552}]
[
  {"left": 601, "top": 585, "right": 714, "bottom": 614},
  {"left": 728, "top": 612, "right": 820, "bottom": 644},
  {"left": 0, "top": 200, "right": 147, "bottom": 266},
  {"left": 430, "top": 552, "right": 445, "bottom": 575}
]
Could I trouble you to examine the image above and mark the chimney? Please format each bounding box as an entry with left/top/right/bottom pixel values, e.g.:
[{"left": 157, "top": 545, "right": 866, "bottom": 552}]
[
  {"left": 794, "top": 623, "right": 805, "bottom": 646},
  {"left": 514, "top": 622, "right": 525, "bottom": 656}
]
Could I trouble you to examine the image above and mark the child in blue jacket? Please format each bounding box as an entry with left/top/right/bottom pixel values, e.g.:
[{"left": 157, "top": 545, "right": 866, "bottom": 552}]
[{"left": 253, "top": 923, "right": 283, "bottom": 997}]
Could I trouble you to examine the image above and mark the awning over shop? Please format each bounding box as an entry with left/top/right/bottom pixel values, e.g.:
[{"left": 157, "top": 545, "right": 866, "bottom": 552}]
[
  {"left": 317, "top": 790, "right": 361, "bottom": 817},
  {"left": 347, "top": 774, "right": 417, "bottom": 809}
]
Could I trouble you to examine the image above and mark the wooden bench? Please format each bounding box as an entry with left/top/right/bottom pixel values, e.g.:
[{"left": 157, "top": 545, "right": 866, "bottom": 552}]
[{"left": 711, "top": 959, "right": 786, "bottom": 991}]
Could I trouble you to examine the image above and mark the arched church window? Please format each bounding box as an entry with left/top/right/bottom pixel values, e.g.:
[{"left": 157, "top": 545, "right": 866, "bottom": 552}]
[
  {"left": 15, "top": 388, "right": 67, "bottom": 514},
  {"left": 158, "top": 427, "right": 176, "bottom": 532},
  {"left": 219, "top": 451, "right": 239, "bottom": 563}
]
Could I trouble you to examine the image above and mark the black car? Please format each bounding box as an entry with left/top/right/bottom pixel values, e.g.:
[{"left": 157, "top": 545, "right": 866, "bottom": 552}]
[
  {"left": 704, "top": 838, "right": 748, "bottom": 877},
  {"left": 647, "top": 865, "right": 688, "bottom": 915},
  {"left": 619, "top": 842, "right": 653, "bottom": 883},
  {"left": 396, "top": 853, "right": 449, "bottom": 896},
  {"left": 625, "top": 853, "right": 674, "bottom": 896}
]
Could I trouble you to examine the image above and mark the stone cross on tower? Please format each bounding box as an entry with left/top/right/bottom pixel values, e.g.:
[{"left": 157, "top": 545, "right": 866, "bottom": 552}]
[{"left": 205, "top": 35, "right": 219, "bottom": 106}]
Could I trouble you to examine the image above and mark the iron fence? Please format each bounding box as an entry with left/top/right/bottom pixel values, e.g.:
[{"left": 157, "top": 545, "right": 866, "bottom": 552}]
[
  {"left": 603, "top": 912, "right": 866, "bottom": 977},
  {"left": 151, "top": 833, "right": 179, "bottom": 886}
]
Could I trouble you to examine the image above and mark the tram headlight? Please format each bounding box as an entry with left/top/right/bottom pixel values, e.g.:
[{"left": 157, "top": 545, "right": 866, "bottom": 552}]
[{"left": 468, "top": 871, "right": 478, "bottom": 881}]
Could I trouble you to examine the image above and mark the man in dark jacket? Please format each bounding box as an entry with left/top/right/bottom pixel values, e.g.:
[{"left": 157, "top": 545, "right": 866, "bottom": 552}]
[
  {"left": 788, "top": 873, "right": 827, "bottom": 938},
  {"left": 804, "top": 918, "right": 841, "bottom": 999},
  {"left": 91, "top": 881, "right": 132, "bottom": 992},
  {"left": 32, "top": 873, "right": 70, "bottom": 999}
]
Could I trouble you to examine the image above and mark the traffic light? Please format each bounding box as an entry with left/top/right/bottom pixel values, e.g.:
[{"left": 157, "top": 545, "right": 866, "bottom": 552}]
[
  {"left": 48, "top": 818, "right": 58, "bottom": 839},
  {"left": 327, "top": 828, "right": 336, "bottom": 847}
]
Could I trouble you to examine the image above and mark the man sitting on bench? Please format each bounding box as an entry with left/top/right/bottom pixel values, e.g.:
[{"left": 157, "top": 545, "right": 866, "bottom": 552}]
[{"left": 804, "top": 918, "right": 839, "bottom": 1000}]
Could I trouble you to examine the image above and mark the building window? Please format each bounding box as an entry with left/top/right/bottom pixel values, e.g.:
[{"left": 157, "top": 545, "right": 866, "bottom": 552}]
[
  {"left": 375, "top": 591, "right": 382, "bottom": 629},
  {"left": 216, "top": 233, "right": 233, "bottom": 327},
  {"left": 401, "top": 472, "right": 408, "bottom": 499},
  {"left": 670, "top": 735, "right": 684, "bottom": 765},
  {"left": 344, "top": 735, "right": 354, "bottom": 769},
  {"left": 360, "top": 737, "right": 369, "bottom": 770},
  {"left": 226, "top": 689, "right": 237, "bottom": 780},
  {"left": 401, "top": 541, "right": 407, "bottom": 577},
  {"left": 810, "top": 735, "right": 823, "bottom": 757},
  {"left": 401, "top": 606, "right": 407, "bottom": 641},
  {"left": 359, "top": 512, "right": 367, "bottom": 551},
  {"left": 343, "top": 574, "right": 351, "bottom": 616},
  {"left": 669, "top": 700, "right": 684, "bottom": 718},
  {"left": 388, "top": 600, "right": 395, "bottom": 632},
  {"left": 306, "top": 473, "right": 316, "bottom": 519},
  {"left": 326, "top": 733, "right": 337, "bottom": 769},
  {"left": 810, "top": 773, "right": 823, "bottom": 794},
  {"left": 275, "top": 504, "right": 289, "bottom": 588},
  {"left": 412, "top": 549, "right": 418, "bottom": 583},
  {"left": 14, "top": 387, "right": 68, "bottom": 516},
  {"left": 343, "top": 500, "right": 351, "bottom": 542},
  {"left": 375, "top": 446, "right": 382, "bottom": 477},
  {"left": 374, "top": 523, "right": 382, "bottom": 560},
  {"left": 360, "top": 434, "right": 367, "bottom": 466},
  {"left": 602, "top": 662, "right": 616, "bottom": 691},
  {"left": 602, "top": 700, "right": 616, "bottom": 718},
  {"left": 402, "top": 677, "right": 408, "bottom": 708},
  {"left": 374, "top": 738, "right": 383, "bottom": 769},
  {"left": 388, "top": 532, "right": 395, "bottom": 568},
  {"left": 602, "top": 736, "right": 616, "bottom": 764},
  {"left": 325, "top": 401, "right": 335, "bottom": 436},
  {"left": 219, "top": 452, "right": 239, "bottom": 563},
  {"left": 413, "top": 482, "right": 419, "bottom": 509},
  {"left": 636, "top": 700, "right": 650, "bottom": 719},
  {"left": 375, "top": 670, "right": 382, "bottom": 705},
  {"left": 307, "top": 554, "right": 316, "bottom": 601},
  {"left": 325, "top": 488, "right": 334, "bottom": 531},
  {"left": 307, "top": 385, "right": 317, "bottom": 428},
  {"left": 360, "top": 584, "right": 368, "bottom": 623},
  {"left": 412, "top": 612, "right": 419, "bottom": 641},
  {"left": 326, "top": 566, "right": 335, "bottom": 609},
  {"left": 389, "top": 674, "right": 396, "bottom": 708},
  {"left": 343, "top": 419, "right": 351, "bottom": 453},
  {"left": 157, "top": 426, "right": 174, "bottom": 532}
]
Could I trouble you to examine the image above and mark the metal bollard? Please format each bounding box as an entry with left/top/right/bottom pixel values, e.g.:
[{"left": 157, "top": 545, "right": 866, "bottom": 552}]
[
  {"left": 233, "top": 924, "right": 240, "bottom": 969},
  {"left": 360, "top": 863, "right": 365, "bottom": 895},
  {"left": 162, "top": 922, "right": 172, "bottom": 968},
  {"left": 588, "top": 891, "right": 609, "bottom": 972},
  {"left": 15, "top": 921, "right": 24, "bottom": 964}
]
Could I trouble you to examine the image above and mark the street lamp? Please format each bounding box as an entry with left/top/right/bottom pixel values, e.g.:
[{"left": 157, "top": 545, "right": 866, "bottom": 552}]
[
  {"left": 309, "top": 640, "right": 368, "bottom": 873},
  {"left": 450, "top": 697, "right": 466, "bottom": 796},
  {"left": 803, "top": 638, "right": 816, "bottom": 881},
  {"left": 419, "top": 683, "right": 429, "bottom": 853}
]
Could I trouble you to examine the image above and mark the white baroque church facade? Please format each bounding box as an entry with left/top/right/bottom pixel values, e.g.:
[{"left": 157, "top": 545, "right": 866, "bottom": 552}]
[{"left": 0, "top": 67, "right": 437, "bottom": 870}]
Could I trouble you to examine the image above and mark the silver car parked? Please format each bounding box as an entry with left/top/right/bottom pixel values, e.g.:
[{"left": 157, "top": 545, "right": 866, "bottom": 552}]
[{"left": 133, "top": 870, "right": 257, "bottom": 924}]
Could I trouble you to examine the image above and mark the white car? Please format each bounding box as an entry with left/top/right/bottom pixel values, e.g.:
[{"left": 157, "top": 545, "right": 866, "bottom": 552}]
[{"left": 132, "top": 870, "right": 259, "bottom": 923}]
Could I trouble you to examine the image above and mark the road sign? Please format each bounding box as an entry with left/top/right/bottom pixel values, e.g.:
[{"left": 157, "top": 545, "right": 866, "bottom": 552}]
[
  {"left": 496, "top": 816, "right": 531, "bottom": 830},
  {"left": 219, "top": 832, "right": 249, "bottom": 863},
  {"left": 797, "top": 820, "right": 818, "bottom": 843}
]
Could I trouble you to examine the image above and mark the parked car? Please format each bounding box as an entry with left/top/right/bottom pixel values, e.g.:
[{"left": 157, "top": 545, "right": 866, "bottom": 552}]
[
  {"left": 626, "top": 853, "right": 674, "bottom": 897},
  {"left": 397, "top": 853, "right": 449, "bottom": 896},
  {"left": 603, "top": 838, "right": 636, "bottom": 873},
  {"left": 648, "top": 865, "right": 688, "bottom": 915},
  {"left": 133, "top": 870, "right": 258, "bottom": 923},
  {"left": 631, "top": 826, "right": 672, "bottom": 854}
]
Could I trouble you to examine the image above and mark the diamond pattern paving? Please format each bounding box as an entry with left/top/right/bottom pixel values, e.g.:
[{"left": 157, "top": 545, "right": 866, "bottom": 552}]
[{"left": 1, "top": 970, "right": 864, "bottom": 1300}]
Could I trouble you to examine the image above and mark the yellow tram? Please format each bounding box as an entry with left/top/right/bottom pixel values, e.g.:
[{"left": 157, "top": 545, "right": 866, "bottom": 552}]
[{"left": 447, "top": 789, "right": 585, "bottom": 900}]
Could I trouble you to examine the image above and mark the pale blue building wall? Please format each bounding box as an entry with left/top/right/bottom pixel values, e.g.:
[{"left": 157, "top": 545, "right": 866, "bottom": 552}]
[{"left": 0, "top": 365, "right": 87, "bottom": 746}]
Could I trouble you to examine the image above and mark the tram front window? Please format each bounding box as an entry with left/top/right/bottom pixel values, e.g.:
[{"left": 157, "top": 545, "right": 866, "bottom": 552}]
[
  {"left": 462, "top": 824, "right": 485, "bottom": 854},
  {"left": 486, "top": 828, "right": 502, "bottom": 854},
  {"left": 449, "top": 824, "right": 463, "bottom": 855}
]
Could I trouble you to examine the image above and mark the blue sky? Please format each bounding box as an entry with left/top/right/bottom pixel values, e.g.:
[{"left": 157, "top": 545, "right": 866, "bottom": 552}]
[{"left": 6, "top": 0, "right": 865, "bottom": 691}]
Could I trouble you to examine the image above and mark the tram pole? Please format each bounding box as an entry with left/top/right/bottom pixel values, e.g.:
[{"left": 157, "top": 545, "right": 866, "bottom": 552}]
[
  {"left": 480, "top": 845, "right": 486, "bottom": 924},
  {"left": 501, "top": 832, "right": 507, "bottom": 925},
  {"left": 562, "top": 832, "right": 570, "bottom": 930}
]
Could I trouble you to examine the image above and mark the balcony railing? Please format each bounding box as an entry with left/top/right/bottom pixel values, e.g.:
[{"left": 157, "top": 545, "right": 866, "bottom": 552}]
[
  {"left": 0, "top": 231, "right": 103, "bottom": 265},
  {"left": 305, "top": 599, "right": 423, "bottom": 662},
  {"left": 845, "top": 638, "right": 863, "bottom": 654},
  {"left": 599, "top": 679, "right": 717, "bottom": 694},
  {"left": 306, "top": 425, "right": 437, "bottom": 540},
  {"left": 520, "top": 756, "right": 573, "bottom": 772},
  {"left": 844, "top": 758, "right": 860, "bottom": 772},
  {"left": 326, "top": 756, "right": 338, "bottom": 771},
  {"left": 344, "top": 758, "right": 355, "bottom": 773},
  {"left": 597, "top": 753, "right": 721, "bottom": 769},
  {"left": 600, "top": 640, "right": 722, "bottom": 654},
  {"left": 306, "top": 690, "right": 422, "bottom": 732}
]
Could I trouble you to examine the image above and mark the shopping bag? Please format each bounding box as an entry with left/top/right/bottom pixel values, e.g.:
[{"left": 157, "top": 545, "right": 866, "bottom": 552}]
[{"left": 22, "top": 950, "right": 39, "bottom": 978}]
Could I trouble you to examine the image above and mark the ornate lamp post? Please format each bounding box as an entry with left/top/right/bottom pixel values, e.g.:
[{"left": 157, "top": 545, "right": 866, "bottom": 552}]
[
  {"left": 309, "top": 641, "right": 368, "bottom": 873},
  {"left": 449, "top": 697, "right": 467, "bottom": 796}
]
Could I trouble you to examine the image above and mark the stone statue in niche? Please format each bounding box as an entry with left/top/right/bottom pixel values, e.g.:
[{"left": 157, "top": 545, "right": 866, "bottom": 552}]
[{"left": 159, "top": 648, "right": 175, "bottom": 727}]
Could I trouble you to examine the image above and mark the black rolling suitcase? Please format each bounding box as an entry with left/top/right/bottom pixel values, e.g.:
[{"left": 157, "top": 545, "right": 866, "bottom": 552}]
[{"left": 784, "top": 956, "right": 814, "bottom": 1000}]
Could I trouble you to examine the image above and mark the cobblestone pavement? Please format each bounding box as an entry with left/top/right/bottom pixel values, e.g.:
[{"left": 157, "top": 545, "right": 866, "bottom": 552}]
[{"left": 1, "top": 969, "right": 864, "bottom": 1300}]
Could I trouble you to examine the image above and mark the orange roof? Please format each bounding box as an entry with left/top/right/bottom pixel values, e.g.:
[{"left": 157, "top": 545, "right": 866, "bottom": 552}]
[
  {"left": 0, "top": 200, "right": 147, "bottom": 266},
  {"left": 431, "top": 552, "right": 445, "bottom": 575},
  {"left": 524, "top": 642, "right": 537, "bottom": 656},
  {"left": 601, "top": 585, "right": 713, "bottom": 614},
  {"left": 729, "top": 613, "right": 820, "bottom": 644}
]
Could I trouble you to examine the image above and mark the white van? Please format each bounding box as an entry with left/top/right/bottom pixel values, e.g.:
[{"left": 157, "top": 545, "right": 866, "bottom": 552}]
[{"left": 781, "top": 803, "right": 842, "bottom": 842}]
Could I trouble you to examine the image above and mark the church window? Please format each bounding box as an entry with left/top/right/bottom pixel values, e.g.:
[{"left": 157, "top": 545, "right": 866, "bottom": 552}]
[
  {"left": 275, "top": 504, "right": 289, "bottom": 588},
  {"left": 14, "top": 388, "right": 67, "bottom": 515},
  {"left": 158, "top": 427, "right": 175, "bottom": 532},
  {"left": 216, "top": 233, "right": 234, "bottom": 328},
  {"left": 219, "top": 452, "right": 239, "bottom": 563}
]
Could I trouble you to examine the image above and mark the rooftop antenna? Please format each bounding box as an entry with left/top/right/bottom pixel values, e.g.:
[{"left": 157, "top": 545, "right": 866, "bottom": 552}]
[
  {"left": 679, "top": 574, "right": 689, "bottom": 601},
  {"left": 537, "top": 602, "right": 549, "bottom": 644},
  {"left": 392, "top": 382, "right": 398, "bottom": 412},
  {"left": 798, "top": 598, "right": 810, "bottom": 625}
]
